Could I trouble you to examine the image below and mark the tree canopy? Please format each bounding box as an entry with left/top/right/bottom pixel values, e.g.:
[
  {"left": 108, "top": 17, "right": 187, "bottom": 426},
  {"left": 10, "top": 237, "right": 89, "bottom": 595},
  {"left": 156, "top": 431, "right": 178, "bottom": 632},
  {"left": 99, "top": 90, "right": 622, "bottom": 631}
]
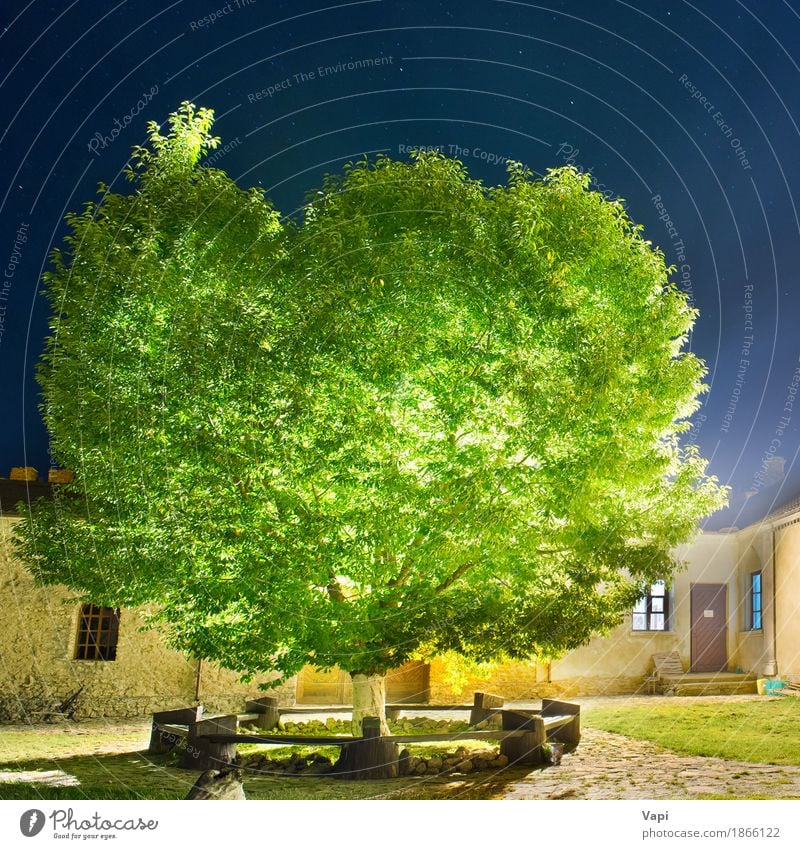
[{"left": 17, "top": 103, "right": 726, "bottom": 693}]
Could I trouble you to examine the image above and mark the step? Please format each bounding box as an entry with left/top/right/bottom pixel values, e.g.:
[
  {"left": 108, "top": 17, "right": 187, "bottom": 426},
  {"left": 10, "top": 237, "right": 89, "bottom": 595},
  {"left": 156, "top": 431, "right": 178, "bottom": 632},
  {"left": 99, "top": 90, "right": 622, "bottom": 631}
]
[{"left": 664, "top": 681, "right": 758, "bottom": 696}]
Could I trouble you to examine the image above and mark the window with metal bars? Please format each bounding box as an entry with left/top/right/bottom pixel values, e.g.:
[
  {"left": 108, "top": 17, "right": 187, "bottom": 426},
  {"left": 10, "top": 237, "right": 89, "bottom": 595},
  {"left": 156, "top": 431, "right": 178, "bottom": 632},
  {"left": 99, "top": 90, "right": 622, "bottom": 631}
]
[
  {"left": 632, "top": 581, "right": 669, "bottom": 631},
  {"left": 74, "top": 604, "right": 120, "bottom": 660}
]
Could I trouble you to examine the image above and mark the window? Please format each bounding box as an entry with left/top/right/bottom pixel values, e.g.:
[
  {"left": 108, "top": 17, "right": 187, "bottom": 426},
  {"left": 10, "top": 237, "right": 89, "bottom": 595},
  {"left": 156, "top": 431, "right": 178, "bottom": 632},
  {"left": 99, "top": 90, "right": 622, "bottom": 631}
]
[
  {"left": 632, "top": 581, "right": 668, "bottom": 631},
  {"left": 74, "top": 605, "right": 120, "bottom": 660},
  {"left": 750, "top": 571, "right": 762, "bottom": 630}
]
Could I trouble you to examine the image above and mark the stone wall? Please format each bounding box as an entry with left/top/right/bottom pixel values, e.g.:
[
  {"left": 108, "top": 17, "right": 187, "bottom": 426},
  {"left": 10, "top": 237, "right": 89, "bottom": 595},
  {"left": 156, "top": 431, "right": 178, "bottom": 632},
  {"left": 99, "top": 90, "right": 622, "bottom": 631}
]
[{"left": 0, "top": 516, "right": 296, "bottom": 720}]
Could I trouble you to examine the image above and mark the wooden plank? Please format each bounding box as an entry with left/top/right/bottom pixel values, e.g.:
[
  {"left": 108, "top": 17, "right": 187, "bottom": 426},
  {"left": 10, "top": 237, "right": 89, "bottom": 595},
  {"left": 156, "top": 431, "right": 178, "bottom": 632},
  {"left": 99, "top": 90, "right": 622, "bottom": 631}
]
[
  {"left": 279, "top": 703, "right": 472, "bottom": 715},
  {"left": 149, "top": 706, "right": 202, "bottom": 754},
  {"left": 541, "top": 699, "right": 580, "bottom": 745},
  {"left": 382, "top": 730, "right": 526, "bottom": 744},
  {"left": 279, "top": 706, "right": 353, "bottom": 715},
  {"left": 542, "top": 714, "right": 572, "bottom": 728},
  {"left": 155, "top": 723, "right": 189, "bottom": 736},
  {"left": 501, "top": 709, "right": 540, "bottom": 731},
  {"left": 205, "top": 734, "right": 355, "bottom": 745},
  {"left": 203, "top": 729, "right": 530, "bottom": 745},
  {"left": 152, "top": 706, "right": 203, "bottom": 725}
]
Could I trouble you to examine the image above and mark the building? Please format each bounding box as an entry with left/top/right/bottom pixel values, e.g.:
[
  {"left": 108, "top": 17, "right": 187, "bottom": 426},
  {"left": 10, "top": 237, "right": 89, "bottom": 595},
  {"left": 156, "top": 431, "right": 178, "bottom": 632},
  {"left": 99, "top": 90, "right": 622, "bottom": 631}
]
[{"left": 2, "top": 475, "right": 799, "bottom": 720}]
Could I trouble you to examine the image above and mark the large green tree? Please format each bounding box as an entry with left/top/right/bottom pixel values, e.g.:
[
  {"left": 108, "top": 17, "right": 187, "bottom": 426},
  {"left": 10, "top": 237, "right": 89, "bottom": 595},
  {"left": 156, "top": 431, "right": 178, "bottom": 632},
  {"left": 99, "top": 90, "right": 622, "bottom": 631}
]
[{"left": 17, "top": 104, "right": 725, "bottom": 730}]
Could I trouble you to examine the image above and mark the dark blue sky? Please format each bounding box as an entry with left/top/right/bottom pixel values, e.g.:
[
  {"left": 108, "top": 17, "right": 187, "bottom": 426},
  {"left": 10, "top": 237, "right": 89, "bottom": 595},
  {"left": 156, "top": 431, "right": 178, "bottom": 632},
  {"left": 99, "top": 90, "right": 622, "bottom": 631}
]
[{"left": 1, "top": 0, "right": 799, "bottom": 529}]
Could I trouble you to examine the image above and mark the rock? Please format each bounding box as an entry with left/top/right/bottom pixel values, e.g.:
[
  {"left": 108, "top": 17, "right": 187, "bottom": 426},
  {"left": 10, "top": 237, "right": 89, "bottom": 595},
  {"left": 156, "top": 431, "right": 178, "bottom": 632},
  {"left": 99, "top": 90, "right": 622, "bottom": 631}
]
[
  {"left": 186, "top": 768, "right": 246, "bottom": 800},
  {"left": 491, "top": 754, "right": 509, "bottom": 768},
  {"left": 407, "top": 756, "right": 420, "bottom": 772},
  {"left": 304, "top": 761, "right": 334, "bottom": 775},
  {"left": 427, "top": 757, "right": 443, "bottom": 772},
  {"left": 474, "top": 720, "right": 488, "bottom": 730},
  {"left": 415, "top": 759, "right": 428, "bottom": 774},
  {"left": 444, "top": 756, "right": 462, "bottom": 767},
  {"left": 288, "top": 753, "right": 307, "bottom": 771},
  {"left": 456, "top": 759, "right": 474, "bottom": 773},
  {"left": 473, "top": 758, "right": 490, "bottom": 771}
]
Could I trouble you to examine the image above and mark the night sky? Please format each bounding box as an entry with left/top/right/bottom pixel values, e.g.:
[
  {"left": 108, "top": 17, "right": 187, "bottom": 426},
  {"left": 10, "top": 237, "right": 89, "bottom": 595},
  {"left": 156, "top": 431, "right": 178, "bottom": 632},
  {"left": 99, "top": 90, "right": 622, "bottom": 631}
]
[{"left": 2, "top": 0, "right": 799, "bottom": 530}]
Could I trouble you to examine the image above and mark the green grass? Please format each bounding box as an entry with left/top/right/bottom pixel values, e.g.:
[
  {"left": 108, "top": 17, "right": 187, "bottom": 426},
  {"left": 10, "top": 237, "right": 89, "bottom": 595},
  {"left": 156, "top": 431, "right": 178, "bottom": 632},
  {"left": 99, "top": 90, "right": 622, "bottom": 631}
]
[
  {"left": 0, "top": 722, "right": 517, "bottom": 800},
  {"left": 584, "top": 699, "right": 800, "bottom": 765}
]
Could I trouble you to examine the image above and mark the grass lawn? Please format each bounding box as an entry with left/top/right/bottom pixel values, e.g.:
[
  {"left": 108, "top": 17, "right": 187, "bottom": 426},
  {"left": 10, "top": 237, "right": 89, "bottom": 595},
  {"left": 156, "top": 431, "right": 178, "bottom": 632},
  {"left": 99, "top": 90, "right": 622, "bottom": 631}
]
[
  {"left": 0, "top": 721, "right": 522, "bottom": 800},
  {"left": 584, "top": 697, "right": 800, "bottom": 765}
]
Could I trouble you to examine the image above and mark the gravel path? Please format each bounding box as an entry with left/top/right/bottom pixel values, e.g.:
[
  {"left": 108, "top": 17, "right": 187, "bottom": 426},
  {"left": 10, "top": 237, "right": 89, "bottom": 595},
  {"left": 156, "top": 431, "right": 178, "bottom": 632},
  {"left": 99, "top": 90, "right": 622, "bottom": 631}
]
[{"left": 502, "top": 725, "right": 800, "bottom": 800}]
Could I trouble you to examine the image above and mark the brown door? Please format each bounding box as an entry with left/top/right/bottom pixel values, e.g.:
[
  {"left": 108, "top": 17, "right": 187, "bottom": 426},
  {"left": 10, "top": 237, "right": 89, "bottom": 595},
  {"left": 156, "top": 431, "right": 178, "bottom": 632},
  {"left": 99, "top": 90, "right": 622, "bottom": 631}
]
[
  {"left": 296, "top": 667, "right": 348, "bottom": 703},
  {"left": 297, "top": 662, "right": 430, "bottom": 704},
  {"left": 386, "top": 661, "right": 430, "bottom": 703},
  {"left": 690, "top": 584, "right": 728, "bottom": 672}
]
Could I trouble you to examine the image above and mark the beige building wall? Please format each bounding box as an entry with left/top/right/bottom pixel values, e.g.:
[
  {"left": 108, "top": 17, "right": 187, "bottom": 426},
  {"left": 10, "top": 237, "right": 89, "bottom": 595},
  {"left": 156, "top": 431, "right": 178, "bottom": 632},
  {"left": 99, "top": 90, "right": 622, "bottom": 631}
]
[
  {"left": 733, "top": 525, "right": 771, "bottom": 675},
  {"left": 0, "top": 517, "right": 295, "bottom": 720},
  {"left": 773, "top": 521, "right": 800, "bottom": 678},
  {"left": 554, "top": 532, "right": 740, "bottom": 684}
]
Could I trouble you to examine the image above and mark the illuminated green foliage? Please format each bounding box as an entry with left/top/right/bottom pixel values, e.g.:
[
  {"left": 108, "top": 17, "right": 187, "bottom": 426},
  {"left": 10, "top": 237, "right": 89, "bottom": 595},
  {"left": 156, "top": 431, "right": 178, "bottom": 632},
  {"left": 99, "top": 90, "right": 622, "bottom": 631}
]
[{"left": 16, "top": 103, "right": 726, "bottom": 682}]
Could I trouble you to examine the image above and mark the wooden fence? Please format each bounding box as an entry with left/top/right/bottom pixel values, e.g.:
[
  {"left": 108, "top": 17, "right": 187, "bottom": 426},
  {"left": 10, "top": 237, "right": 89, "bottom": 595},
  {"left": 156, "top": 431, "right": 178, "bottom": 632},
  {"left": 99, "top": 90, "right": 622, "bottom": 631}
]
[{"left": 148, "top": 692, "right": 580, "bottom": 779}]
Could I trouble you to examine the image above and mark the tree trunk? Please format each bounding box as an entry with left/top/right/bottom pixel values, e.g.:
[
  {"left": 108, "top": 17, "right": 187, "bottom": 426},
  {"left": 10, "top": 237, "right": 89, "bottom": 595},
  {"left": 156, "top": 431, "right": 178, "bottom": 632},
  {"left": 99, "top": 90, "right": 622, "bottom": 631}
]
[{"left": 350, "top": 672, "right": 389, "bottom": 736}]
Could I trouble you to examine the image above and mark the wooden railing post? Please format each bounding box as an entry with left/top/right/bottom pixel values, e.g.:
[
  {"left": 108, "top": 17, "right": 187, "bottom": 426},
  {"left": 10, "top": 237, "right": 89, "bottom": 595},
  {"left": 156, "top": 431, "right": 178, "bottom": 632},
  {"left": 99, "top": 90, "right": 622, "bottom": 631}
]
[
  {"left": 332, "top": 715, "right": 399, "bottom": 779},
  {"left": 469, "top": 691, "right": 505, "bottom": 727},
  {"left": 180, "top": 714, "right": 238, "bottom": 771},
  {"left": 499, "top": 710, "right": 545, "bottom": 765},
  {"left": 245, "top": 696, "right": 280, "bottom": 731},
  {"left": 541, "top": 698, "right": 581, "bottom": 745},
  {"left": 148, "top": 706, "right": 203, "bottom": 754}
]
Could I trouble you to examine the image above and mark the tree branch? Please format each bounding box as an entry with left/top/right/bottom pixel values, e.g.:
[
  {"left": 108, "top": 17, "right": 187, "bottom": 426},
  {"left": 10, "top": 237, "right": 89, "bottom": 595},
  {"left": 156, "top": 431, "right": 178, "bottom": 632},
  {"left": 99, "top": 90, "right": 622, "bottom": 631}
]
[
  {"left": 387, "top": 559, "right": 413, "bottom": 587},
  {"left": 434, "top": 559, "right": 478, "bottom": 594}
]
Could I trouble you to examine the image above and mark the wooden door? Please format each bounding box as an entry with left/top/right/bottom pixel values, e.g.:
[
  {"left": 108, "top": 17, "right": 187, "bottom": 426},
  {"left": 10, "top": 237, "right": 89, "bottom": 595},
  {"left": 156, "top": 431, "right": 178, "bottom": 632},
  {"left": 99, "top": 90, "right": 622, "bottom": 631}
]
[
  {"left": 296, "top": 667, "right": 348, "bottom": 704},
  {"left": 297, "top": 661, "right": 430, "bottom": 704},
  {"left": 690, "top": 584, "right": 728, "bottom": 672},
  {"left": 386, "top": 661, "right": 430, "bottom": 703}
]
